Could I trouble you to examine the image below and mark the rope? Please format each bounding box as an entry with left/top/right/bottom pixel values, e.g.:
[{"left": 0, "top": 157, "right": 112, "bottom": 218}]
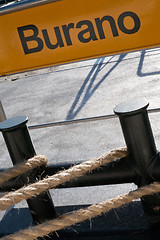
[
  {"left": 2, "top": 147, "right": 159, "bottom": 240},
  {"left": 0, "top": 148, "right": 127, "bottom": 211},
  {"left": 0, "top": 155, "right": 48, "bottom": 186},
  {"left": 2, "top": 181, "right": 160, "bottom": 240}
]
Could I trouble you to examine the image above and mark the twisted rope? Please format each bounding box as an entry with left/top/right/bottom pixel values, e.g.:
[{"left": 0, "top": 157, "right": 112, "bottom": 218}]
[
  {"left": 0, "top": 148, "right": 127, "bottom": 211},
  {"left": 2, "top": 181, "right": 160, "bottom": 240},
  {"left": 2, "top": 147, "right": 160, "bottom": 240},
  {"left": 0, "top": 155, "right": 48, "bottom": 186}
]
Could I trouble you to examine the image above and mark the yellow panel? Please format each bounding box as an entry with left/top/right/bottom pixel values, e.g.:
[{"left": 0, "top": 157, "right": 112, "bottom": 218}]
[{"left": 0, "top": 0, "right": 160, "bottom": 75}]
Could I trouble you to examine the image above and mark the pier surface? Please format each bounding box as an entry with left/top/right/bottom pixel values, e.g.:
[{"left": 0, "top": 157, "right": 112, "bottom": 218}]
[{"left": 0, "top": 48, "right": 160, "bottom": 239}]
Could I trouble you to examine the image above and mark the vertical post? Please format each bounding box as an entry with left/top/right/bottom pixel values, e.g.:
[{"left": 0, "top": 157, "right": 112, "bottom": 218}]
[
  {"left": 114, "top": 98, "right": 160, "bottom": 224},
  {"left": 0, "top": 100, "right": 6, "bottom": 122},
  {"left": 0, "top": 116, "right": 57, "bottom": 224}
]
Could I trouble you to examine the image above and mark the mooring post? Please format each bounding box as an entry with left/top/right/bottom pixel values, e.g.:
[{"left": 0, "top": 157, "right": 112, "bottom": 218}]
[
  {"left": 114, "top": 98, "right": 160, "bottom": 225},
  {"left": 0, "top": 116, "right": 57, "bottom": 223}
]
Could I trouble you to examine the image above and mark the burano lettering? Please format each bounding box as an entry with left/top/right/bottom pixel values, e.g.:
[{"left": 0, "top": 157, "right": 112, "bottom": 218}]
[{"left": 17, "top": 11, "right": 141, "bottom": 55}]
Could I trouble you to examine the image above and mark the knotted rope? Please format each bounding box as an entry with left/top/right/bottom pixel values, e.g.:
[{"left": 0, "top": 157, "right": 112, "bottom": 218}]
[{"left": 0, "top": 148, "right": 160, "bottom": 240}]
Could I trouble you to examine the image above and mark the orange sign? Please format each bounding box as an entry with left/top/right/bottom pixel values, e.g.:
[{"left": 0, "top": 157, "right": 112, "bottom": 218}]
[{"left": 0, "top": 0, "right": 160, "bottom": 75}]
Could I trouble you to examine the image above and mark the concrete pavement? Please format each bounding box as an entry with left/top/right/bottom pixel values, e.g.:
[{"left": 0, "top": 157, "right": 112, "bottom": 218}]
[{"left": 1, "top": 47, "right": 160, "bottom": 238}]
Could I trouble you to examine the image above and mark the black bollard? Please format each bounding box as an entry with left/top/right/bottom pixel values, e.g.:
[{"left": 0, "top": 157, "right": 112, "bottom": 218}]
[
  {"left": 114, "top": 98, "right": 160, "bottom": 225},
  {"left": 0, "top": 116, "right": 57, "bottom": 224}
]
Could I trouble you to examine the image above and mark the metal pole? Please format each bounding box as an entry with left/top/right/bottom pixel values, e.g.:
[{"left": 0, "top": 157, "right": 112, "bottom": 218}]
[
  {"left": 0, "top": 116, "right": 57, "bottom": 223},
  {"left": 0, "top": 100, "right": 6, "bottom": 122},
  {"left": 0, "top": 157, "right": 137, "bottom": 191},
  {"left": 114, "top": 98, "right": 160, "bottom": 224},
  {"left": 28, "top": 107, "right": 160, "bottom": 130}
]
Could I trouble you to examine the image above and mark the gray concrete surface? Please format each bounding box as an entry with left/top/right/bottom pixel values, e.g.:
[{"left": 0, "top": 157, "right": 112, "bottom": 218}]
[{"left": 1, "top": 47, "right": 160, "bottom": 237}]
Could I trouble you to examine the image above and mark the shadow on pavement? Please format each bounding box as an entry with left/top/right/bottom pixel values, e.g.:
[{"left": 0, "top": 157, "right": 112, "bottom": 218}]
[
  {"left": 1, "top": 201, "right": 159, "bottom": 240},
  {"left": 66, "top": 54, "right": 126, "bottom": 120},
  {"left": 137, "top": 50, "right": 160, "bottom": 77}
]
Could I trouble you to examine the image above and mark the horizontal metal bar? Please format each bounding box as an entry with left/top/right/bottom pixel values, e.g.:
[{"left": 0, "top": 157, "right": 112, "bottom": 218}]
[
  {"left": 0, "top": 157, "right": 137, "bottom": 192},
  {"left": 28, "top": 114, "right": 116, "bottom": 130},
  {"left": 28, "top": 107, "right": 160, "bottom": 130},
  {"left": 148, "top": 108, "right": 160, "bottom": 114},
  {"left": 0, "top": 0, "right": 61, "bottom": 16}
]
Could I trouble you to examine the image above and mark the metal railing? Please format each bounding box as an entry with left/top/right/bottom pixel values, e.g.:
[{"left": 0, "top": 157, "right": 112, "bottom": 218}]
[
  {"left": 28, "top": 107, "right": 160, "bottom": 130},
  {"left": 1, "top": 100, "right": 160, "bottom": 130},
  {"left": 0, "top": 0, "right": 61, "bottom": 16},
  {"left": 1, "top": 98, "right": 160, "bottom": 226}
]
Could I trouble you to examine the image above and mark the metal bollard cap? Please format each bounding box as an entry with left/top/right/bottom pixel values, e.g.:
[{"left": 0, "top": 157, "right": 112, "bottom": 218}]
[
  {"left": 0, "top": 116, "right": 28, "bottom": 131},
  {"left": 114, "top": 98, "right": 149, "bottom": 116}
]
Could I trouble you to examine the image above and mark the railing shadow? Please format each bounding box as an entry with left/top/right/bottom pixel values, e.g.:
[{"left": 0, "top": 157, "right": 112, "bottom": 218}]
[
  {"left": 0, "top": 202, "right": 152, "bottom": 239},
  {"left": 137, "top": 50, "right": 160, "bottom": 77},
  {"left": 66, "top": 54, "right": 126, "bottom": 120}
]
